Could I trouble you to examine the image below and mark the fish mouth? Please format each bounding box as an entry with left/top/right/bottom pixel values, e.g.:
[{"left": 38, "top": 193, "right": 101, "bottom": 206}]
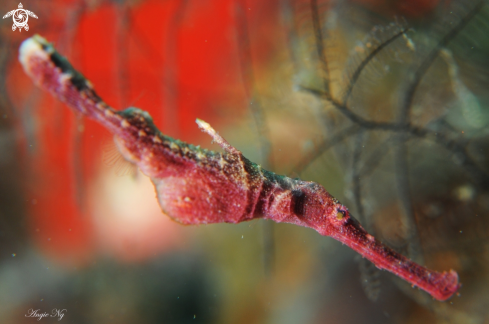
[{"left": 328, "top": 211, "right": 459, "bottom": 301}]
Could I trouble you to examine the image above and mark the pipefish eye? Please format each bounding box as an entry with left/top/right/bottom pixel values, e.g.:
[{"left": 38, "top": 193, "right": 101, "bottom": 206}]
[{"left": 336, "top": 209, "right": 346, "bottom": 220}]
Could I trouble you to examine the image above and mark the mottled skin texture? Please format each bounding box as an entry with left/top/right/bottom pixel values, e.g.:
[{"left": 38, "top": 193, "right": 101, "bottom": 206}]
[{"left": 19, "top": 35, "right": 459, "bottom": 301}]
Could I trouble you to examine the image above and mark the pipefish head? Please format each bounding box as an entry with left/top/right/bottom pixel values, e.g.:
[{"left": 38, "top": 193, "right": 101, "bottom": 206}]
[{"left": 288, "top": 181, "right": 360, "bottom": 234}]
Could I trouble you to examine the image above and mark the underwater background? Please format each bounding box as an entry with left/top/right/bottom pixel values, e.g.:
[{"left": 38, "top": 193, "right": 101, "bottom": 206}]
[{"left": 1, "top": 0, "right": 489, "bottom": 323}]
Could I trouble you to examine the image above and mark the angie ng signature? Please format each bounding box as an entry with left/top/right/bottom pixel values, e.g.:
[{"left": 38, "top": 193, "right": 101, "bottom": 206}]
[{"left": 25, "top": 308, "right": 66, "bottom": 321}]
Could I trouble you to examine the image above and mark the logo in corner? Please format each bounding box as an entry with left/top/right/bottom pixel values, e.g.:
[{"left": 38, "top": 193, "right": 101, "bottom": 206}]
[{"left": 3, "top": 3, "right": 38, "bottom": 32}]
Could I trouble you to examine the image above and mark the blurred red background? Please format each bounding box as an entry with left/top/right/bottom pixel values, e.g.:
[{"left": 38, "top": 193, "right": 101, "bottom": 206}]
[{"left": 6, "top": 0, "right": 287, "bottom": 265}]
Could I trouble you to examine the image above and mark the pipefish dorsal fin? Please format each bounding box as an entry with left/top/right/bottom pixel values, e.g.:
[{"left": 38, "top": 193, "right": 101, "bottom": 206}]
[
  {"left": 117, "top": 107, "right": 160, "bottom": 134},
  {"left": 196, "top": 119, "right": 241, "bottom": 156}
]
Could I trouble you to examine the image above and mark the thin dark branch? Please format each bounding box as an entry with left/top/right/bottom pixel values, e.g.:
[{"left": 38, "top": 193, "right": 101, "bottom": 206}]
[
  {"left": 161, "top": 0, "right": 188, "bottom": 137},
  {"left": 298, "top": 86, "right": 489, "bottom": 186},
  {"left": 352, "top": 130, "right": 366, "bottom": 223},
  {"left": 116, "top": 4, "right": 130, "bottom": 109},
  {"left": 409, "top": 126, "right": 489, "bottom": 189},
  {"left": 234, "top": 0, "right": 275, "bottom": 277},
  {"left": 352, "top": 131, "right": 382, "bottom": 302},
  {"left": 393, "top": 132, "right": 423, "bottom": 262},
  {"left": 73, "top": 116, "right": 86, "bottom": 213},
  {"left": 294, "top": 124, "right": 360, "bottom": 174},
  {"left": 342, "top": 27, "right": 408, "bottom": 104},
  {"left": 399, "top": 0, "right": 486, "bottom": 124},
  {"left": 299, "top": 86, "right": 411, "bottom": 131},
  {"left": 310, "top": 0, "right": 331, "bottom": 97},
  {"left": 234, "top": 0, "right": 273, "bottom": 170},
  {"left": 359, "top": 136, "right": 393, "bottom": 177}
]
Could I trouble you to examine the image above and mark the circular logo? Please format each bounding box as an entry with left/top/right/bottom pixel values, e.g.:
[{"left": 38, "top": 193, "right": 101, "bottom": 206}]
[{"left": 13, "top": 9, "right": 28, "bottom": 28}]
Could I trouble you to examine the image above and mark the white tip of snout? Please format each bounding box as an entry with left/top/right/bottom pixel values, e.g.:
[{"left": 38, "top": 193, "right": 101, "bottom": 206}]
[{"left": 19, "top": 35, "right": 50, "bottom": 72}]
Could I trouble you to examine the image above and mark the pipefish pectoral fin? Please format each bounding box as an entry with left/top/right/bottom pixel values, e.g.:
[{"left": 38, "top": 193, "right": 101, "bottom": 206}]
[{"left": 102, "top": 138, "right": 138, "bottom": 177}]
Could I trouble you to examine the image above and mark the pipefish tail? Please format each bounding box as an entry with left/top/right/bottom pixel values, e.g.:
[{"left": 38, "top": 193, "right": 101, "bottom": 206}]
[{"left": 19, "top": 35, "right": 459, "bottom": 301}]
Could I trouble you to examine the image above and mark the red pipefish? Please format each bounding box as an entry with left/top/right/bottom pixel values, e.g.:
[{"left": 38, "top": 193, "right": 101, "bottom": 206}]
[{"left": 19, "top": 35, "right": 459, "bottom": 301}]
